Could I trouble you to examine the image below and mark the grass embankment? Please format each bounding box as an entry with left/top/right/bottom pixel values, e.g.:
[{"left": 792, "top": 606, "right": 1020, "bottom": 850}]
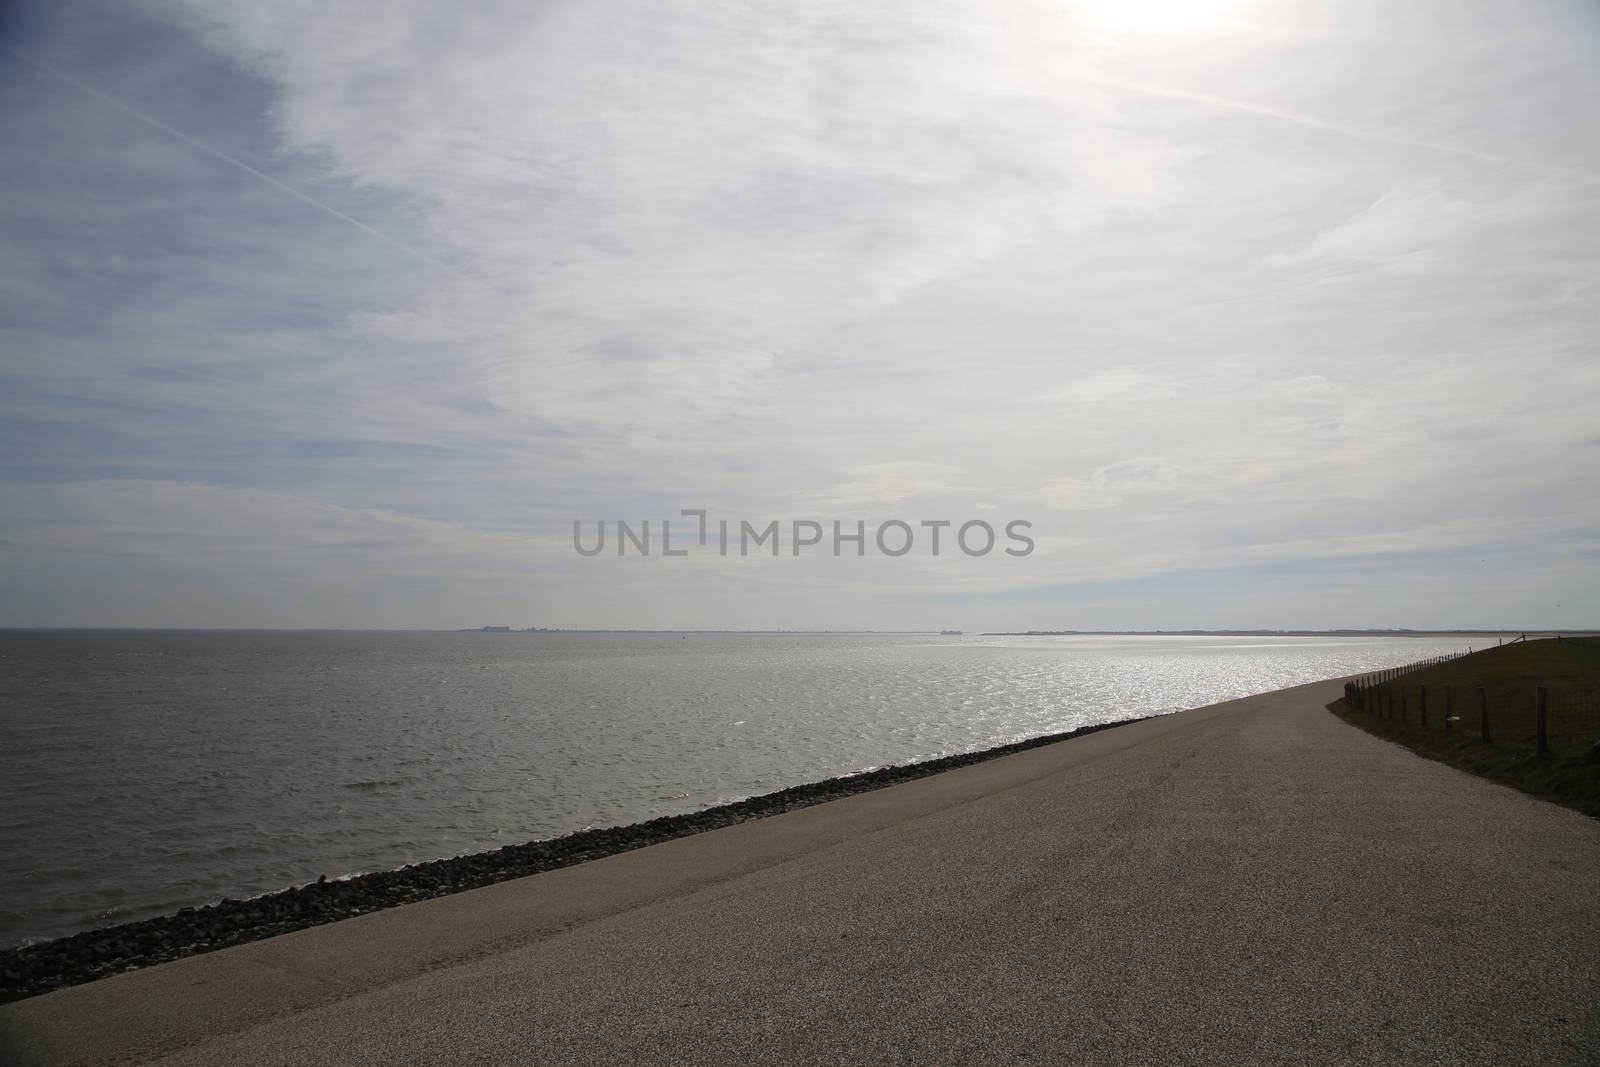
[{"left": 1330, "top": 636, "right": 1600, "bottom": 817}]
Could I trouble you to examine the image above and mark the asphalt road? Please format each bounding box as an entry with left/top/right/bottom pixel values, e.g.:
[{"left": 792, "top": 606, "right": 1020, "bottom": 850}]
[{"left": 4, "top": 676, "right": 1598, "bottom": 1065}]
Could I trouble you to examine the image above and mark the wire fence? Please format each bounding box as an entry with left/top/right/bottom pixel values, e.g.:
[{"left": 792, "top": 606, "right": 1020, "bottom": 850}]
[{"left": 1342, "top": 642, "right": 1600, "bottom": 761}]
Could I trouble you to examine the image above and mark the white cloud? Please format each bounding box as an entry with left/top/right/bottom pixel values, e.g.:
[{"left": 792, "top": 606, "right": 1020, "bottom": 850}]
[
  {"left": 0, "top": 480, "right": 560, "bottom": 566},
  {"left": 0, "top": 0, "right": 1596, "bottom": 627},
  {"left": 1263, "top": 177, "right": 1567, "bottom": 274},
  {"left": 158, "top": 0, "right": 1184, "bottom": 446}
]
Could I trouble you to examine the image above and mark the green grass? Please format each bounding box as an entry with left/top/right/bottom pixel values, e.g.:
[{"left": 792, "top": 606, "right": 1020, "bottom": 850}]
[{"left": 1329, "top": 636, "right": 1600, "bottom": 818}]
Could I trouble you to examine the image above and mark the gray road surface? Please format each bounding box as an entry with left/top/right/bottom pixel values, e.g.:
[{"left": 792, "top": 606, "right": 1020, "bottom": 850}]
[{"left": 4, "top": 677, "right": 1598, "bottom": 1065}]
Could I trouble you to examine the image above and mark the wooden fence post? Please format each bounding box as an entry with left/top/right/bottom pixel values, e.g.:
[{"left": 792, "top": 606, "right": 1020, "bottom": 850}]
[
  {"left": 1400, "top": 690, "right": 1408, "bottom": 723},
  {"left": 1536, "top": 687, "right": 1549, "bottom": 758},
  {"left": 1478, "top": 686, "right": 1489, "bottom": 742}
]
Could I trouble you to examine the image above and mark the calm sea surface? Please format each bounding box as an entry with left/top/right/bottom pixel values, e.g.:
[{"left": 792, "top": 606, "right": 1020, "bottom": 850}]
[{"left": 0, "top": 630, "right": 1490, "bottom": 946}]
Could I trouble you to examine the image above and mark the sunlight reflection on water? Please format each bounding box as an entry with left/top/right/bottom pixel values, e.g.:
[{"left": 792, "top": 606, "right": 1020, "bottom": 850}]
[{"left": 0, "top": 630, "right": 1484, "bottom": 944}]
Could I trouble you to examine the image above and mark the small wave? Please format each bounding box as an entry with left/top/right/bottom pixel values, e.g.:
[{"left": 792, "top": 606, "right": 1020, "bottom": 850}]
[{"left": 340, "top": 778, "right": 406, "bottom": 791}]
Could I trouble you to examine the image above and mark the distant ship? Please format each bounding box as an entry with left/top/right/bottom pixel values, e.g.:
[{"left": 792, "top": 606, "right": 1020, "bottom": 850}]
[{"left": 940, "top": 629, "right": 963, "bottom": 635}]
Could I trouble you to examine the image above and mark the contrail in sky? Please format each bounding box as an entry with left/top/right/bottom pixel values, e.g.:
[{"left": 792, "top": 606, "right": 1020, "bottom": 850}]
[
  {"left": 3, "top": 45, "right": 487, "bottom": 287},
  {"left": 1088, "top": 74, "right": 1591, "bottom": 181}
]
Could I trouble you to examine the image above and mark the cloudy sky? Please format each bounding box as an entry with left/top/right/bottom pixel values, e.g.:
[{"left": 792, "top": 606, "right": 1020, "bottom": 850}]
[{"left": 1, "top": 0, "right": 1596, "bottom": 630}]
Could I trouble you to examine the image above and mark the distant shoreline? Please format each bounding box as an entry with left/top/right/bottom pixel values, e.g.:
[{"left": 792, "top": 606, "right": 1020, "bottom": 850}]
[
  {"left": 980, "top": 629, "right": 1599, "bottom": 638},
  {"left": 4, "top": 627, "right": 1594, "bottom": 636},
  {"left": 0, "top": 627, "right": 947, "bottom": 635}
]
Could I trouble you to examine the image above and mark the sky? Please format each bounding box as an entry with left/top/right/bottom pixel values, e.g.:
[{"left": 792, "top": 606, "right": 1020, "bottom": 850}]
[{"left": 0, "top": 0, "right": 1596, "bottom": 631}]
